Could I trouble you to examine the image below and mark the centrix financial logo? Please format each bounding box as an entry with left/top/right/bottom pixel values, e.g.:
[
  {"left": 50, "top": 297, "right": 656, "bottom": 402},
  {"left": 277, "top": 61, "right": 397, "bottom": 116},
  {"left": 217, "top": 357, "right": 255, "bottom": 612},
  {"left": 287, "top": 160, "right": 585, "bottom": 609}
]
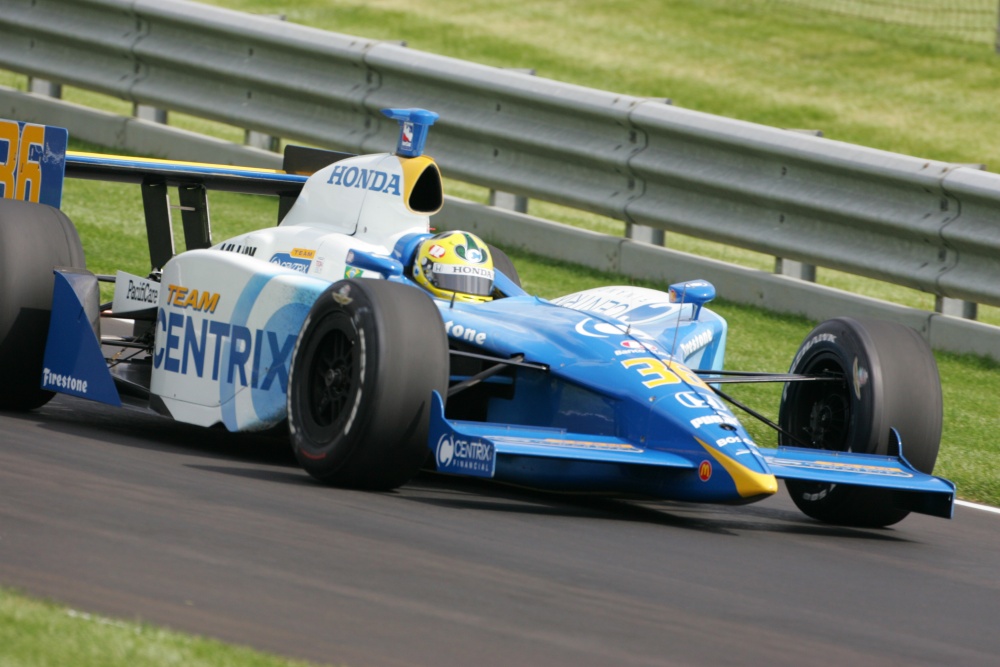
[
  {"left": 435, "top": 433, "right": 495, "bottom": 477},
  {"left": 269, "top": 252, "right": 311, "bottom": 273}
]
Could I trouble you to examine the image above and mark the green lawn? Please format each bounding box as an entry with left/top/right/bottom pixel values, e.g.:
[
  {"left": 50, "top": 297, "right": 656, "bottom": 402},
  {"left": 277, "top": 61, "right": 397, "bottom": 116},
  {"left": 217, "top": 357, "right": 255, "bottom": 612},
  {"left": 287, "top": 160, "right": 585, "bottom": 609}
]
[
  {"left": 7, "top": 0, "right": 1000, "bottom": 315},
  {"left": 191, "top": 0, "right": 1000, "bottom": 169},
  {"left": 0, "top": 588, "right": 334, "bottom": 667},
  {"left": 109, "top": 0, "right": 1000, "bottom": 320},
  {"left": 1, "top": 2, "right": 999, "bottom": 665}
]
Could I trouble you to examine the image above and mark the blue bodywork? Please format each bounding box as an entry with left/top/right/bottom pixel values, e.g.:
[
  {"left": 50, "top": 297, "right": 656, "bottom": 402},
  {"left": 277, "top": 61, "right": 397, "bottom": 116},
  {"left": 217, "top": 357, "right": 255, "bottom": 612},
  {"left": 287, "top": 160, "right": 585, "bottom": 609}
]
[
  {"left": 384, "top": 239, "right": 955, "bottom": 518},
  {"left": 26, "top": 111, "right": 954, "bottom": 521}
]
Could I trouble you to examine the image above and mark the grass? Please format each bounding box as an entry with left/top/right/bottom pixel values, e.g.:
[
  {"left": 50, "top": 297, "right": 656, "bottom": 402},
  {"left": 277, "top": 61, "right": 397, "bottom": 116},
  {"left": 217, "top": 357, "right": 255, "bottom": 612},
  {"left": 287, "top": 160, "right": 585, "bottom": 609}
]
[
  {"left": 770, "top": 0, "right": 997, "bottom": 44},
  {"left": 7, "top": 0, "right": 1000, "bottom": 316},
  {"left": 184, "top": 0, "right": 1000, "bottom": 324},
  {"left": 189, "top": 0, "right": 1000, "bottom": 168},
  {"left": 2, "top": 1, "right": 1000, "bottom": 664},
  {"left": 0, "top": 587, "right": 332, "bottom": 667}
]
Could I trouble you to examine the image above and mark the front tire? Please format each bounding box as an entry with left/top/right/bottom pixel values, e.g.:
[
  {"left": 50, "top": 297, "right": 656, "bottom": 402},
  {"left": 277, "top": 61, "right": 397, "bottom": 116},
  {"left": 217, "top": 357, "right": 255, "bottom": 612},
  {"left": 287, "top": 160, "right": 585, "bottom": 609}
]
[
  {"left": 0, "top": 199, "right": 86, "bottom": 411},
  {"left": 778, "top": 317, "right": 942, "bottom": 527},
  {"left": 287, "top": 279, "right": 449, "bottom": 490}
]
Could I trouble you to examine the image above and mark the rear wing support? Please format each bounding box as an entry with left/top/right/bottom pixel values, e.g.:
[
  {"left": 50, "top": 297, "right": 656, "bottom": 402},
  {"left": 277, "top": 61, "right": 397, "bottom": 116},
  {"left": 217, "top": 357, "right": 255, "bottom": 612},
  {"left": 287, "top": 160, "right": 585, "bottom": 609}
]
[
  {"left": 66, "top": 151, "right": 313, "bottom": 272},
  {"left": 140, "top": 179, "right": 176, "bottom": 271},
  {"left": 179, "top": 184, "right": 212, "bottom": 253}
]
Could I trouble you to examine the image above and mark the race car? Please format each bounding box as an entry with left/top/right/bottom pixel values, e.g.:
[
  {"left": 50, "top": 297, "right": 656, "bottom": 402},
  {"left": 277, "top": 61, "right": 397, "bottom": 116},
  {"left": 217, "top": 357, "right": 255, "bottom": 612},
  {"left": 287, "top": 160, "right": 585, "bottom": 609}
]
[{"left": 0, "top": 110, "right": 954, "bottom": 528}]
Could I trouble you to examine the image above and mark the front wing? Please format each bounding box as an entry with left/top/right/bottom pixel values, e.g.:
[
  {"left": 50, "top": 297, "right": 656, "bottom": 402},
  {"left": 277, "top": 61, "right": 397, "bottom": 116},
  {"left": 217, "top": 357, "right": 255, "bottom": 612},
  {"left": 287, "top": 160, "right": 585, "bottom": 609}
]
[
  {"left": 428, "top": 393, "right": 955, "bottom": 518},
  {"left": 758, "top": 445, "right": 956, "bottom": 519}
]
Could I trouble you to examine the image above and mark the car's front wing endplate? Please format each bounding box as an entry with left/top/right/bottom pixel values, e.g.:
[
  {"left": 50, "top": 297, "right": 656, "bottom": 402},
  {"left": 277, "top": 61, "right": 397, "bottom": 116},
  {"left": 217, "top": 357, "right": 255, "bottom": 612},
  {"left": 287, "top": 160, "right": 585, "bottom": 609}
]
[{"left": 758, "top": 445, "right": 956, "bottom": 519}]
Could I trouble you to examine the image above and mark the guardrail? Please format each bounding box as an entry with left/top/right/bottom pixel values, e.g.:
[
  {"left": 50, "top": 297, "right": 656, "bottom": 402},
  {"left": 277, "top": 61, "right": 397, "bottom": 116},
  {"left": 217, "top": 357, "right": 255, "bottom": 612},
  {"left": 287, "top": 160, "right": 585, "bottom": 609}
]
[
  {"left": 1, "top": 1, "right": 999, "bottom": 310},
  {"left": 5, "top": 87, "right": 1000, "bottom": 361}
]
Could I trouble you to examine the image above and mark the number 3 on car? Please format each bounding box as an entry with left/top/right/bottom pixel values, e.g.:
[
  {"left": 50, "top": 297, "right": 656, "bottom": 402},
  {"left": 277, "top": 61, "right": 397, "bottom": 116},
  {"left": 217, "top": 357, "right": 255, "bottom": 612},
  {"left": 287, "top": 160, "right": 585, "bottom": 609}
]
[{"left": 621, "top": 356, "right": 709, "bottom": 389}]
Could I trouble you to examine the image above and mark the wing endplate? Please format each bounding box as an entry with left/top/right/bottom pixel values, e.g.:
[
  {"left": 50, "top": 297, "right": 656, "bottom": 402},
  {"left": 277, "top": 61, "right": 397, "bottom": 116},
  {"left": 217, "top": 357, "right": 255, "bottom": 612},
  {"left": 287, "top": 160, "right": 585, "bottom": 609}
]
[
  {"left": 759, "top": 445, "right": 955, "bottom": 519},
  {"left": 41, "top": 269, "right": 121, "bottom": 407}
]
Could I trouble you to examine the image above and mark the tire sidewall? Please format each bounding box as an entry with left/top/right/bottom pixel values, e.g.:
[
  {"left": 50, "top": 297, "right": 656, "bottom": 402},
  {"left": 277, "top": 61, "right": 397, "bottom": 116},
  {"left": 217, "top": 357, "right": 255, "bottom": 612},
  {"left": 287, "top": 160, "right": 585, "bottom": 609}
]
[
  {"left": 0, "top": 200, "right": 86, "bottom": 411},
  {"left": 287, "top": 278, "right": 449, "bottom": 489},
  {"left": 487, "top": 243, "right": 521, "bottom": 288},
  {"left": 779, "top": 317, "right": 942, "bottom": 527}
]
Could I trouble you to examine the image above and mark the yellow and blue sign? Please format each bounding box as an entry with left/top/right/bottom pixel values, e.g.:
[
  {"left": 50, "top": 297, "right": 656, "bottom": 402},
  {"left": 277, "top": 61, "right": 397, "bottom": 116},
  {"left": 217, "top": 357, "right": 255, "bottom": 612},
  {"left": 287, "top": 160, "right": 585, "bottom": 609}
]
[{"left": 0, "top": 118, "right": 68, "bottom": 207}]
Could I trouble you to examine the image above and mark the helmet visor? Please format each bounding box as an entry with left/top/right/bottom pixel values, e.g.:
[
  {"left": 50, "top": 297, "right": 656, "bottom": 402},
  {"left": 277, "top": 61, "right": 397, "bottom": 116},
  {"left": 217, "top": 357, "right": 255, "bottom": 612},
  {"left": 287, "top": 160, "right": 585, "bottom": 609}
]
[{"left": 432, "top": 263, "right": 494, "bottom": 297}]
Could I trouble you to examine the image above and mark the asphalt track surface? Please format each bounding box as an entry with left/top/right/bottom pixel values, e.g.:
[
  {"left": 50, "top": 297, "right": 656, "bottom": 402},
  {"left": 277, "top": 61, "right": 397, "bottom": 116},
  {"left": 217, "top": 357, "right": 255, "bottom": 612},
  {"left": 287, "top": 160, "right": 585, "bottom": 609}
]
[{"left": 2, "top": 395, "right": 999, "bottom": 667}]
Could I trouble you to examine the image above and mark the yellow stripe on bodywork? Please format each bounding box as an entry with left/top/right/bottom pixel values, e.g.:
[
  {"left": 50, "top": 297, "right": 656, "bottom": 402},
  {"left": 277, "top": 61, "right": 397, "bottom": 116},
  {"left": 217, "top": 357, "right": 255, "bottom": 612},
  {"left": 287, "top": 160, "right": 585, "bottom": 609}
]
[
  {"left": 697, "top": 438, "right": 778, "bottom": 499},
  {"left": 66, "top": 151, "right": 288, "bottom": 175}
]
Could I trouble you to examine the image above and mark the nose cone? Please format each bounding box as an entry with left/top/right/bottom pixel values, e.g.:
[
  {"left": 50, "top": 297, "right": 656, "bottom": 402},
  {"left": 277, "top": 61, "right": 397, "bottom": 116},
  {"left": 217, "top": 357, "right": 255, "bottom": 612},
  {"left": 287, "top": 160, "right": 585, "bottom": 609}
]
[{"left": 697, "top": 437, "right": 778, "bottom": 500}]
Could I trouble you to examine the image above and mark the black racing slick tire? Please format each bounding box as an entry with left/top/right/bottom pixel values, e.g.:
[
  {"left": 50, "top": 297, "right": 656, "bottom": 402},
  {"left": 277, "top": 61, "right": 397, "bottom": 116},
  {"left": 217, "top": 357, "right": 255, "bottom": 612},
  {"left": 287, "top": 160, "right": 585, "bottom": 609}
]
[
  {"left": 778, "top": 317, "right": 942, "bottom": 528},
  {"left": 0, "top": 199, "right": 86, "bottom": 411},
  {"left": 488, "top": 243, "right": 521, "bottom": 288},
  {"left": 287, "top": 279, "right": 449, "bottom": 490}
]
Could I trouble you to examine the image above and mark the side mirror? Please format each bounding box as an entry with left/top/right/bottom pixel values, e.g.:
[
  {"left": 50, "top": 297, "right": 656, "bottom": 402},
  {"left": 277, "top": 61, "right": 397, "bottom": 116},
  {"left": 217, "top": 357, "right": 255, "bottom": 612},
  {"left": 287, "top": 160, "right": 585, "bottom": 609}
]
[{"left": 668, "top": 280, "right": 716, "bottom": 320}]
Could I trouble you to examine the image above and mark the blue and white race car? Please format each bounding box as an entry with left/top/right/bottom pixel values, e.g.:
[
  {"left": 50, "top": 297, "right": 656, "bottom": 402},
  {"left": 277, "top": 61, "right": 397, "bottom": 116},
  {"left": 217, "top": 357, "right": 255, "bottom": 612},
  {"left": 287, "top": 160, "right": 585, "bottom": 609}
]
[{"left": 0, "top": 110, "right": 954, "bottom": 528}]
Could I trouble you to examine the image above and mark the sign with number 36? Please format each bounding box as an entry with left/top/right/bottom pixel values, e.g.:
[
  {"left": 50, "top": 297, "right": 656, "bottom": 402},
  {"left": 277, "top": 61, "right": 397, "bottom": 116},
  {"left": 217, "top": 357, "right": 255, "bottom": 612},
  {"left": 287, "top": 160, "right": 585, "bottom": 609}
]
[{"left": 0, "top": 118, "right": 67, "bottom": 208}]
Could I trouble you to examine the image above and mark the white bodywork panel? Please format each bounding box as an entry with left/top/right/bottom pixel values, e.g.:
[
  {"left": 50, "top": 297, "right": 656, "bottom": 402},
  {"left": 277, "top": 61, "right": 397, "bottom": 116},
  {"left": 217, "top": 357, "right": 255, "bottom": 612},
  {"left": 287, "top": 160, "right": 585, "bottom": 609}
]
[{"left": 142, "top": 151, "right": 438, "bottom": 430}]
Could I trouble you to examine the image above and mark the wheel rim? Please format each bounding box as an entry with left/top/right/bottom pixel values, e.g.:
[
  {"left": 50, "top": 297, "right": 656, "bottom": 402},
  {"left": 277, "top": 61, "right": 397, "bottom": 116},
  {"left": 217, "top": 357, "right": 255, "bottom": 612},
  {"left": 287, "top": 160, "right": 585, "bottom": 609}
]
[
  {"left": 297, "top": 312, "right": 361, "bottom": 445},
  {"left": 309, "top": 327, "right": 354, "bottom": 428},
  {"left": 783, "top": 353, "right": 852, "bottom": 502},
  {"left": 785, "top": 354, "right": 850, "bottom": 451}
]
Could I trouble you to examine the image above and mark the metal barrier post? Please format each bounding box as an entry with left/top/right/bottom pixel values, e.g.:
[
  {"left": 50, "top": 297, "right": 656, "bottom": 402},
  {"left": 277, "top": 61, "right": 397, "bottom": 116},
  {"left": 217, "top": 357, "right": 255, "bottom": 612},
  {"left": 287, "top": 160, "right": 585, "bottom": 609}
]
[
  {"left": 28, "top": 77, "right": 61, "bottom": 98},
  {"left": 134, "top": 104, "right": 167, "bottom": 124},
  {"left": 489, "top": 68, "right": 536, "bottom": 215},
  {"left": 488, "top": 189, "right": 528, "bottom": 214},
  {"left": 774, "top": 258, "right": 816, "bottom": 282},
  {"left": 244, "top": 129, "right": 280, "bottom": 152},
  {"left": 936, "top": 296, "right": 978, "bottom": 320},
  {"left": 242, "top": 13, "right": 286, "bottom": 153},
  {"left": 626, "top": 223, "right": 665, "bottom": 246}
]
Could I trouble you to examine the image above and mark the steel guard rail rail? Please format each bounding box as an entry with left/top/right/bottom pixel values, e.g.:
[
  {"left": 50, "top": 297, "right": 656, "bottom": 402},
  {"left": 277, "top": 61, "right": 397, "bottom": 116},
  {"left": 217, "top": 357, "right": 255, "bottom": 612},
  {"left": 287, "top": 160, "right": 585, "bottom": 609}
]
[{"left": 2, "top": 0, "right": 999, "bottom": 307}]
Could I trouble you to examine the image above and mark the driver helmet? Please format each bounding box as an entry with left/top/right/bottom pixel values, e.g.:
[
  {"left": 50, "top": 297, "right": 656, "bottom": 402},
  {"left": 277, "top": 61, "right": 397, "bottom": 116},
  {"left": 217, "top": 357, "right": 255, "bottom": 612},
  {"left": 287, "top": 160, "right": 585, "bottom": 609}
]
[{"left": 413, "top": 231, "right": 495, "bottom": 303}]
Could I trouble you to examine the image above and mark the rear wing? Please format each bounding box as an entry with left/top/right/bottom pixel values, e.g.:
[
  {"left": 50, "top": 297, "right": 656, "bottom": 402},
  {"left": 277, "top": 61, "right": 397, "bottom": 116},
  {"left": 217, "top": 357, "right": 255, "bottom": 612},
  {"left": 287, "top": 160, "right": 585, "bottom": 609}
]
[
  {"left": 65, "top": 146, "right": 355, "bottom": 271},
  {"left": 2, "top": 116, "right": 353, "bottom": 271},
  {"left": 65, "top": 152, "right": 312, "bottom": 271}
]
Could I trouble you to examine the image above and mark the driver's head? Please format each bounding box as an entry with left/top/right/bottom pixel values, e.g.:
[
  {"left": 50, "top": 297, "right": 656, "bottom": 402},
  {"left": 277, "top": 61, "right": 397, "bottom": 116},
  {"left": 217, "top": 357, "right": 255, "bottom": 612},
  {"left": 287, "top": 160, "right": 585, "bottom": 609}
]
[{"left": 413, "top": 231, "right": 494, "bottom": 303}]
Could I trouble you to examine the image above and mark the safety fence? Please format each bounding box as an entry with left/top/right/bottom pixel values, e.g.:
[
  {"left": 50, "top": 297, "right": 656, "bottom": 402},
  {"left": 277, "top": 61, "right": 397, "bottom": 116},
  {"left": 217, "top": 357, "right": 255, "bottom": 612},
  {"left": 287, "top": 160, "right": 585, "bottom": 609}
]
[
  {"left": 2, "top": 0, "right": 1000, "bottom": 358},
  {"left": 770, "top": 0, "right": 1000, "bottom": 45}
]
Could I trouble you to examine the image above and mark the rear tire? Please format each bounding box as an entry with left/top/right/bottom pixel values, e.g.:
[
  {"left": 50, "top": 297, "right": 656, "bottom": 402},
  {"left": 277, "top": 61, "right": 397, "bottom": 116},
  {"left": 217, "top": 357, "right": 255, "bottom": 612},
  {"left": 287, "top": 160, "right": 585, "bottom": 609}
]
[
  {"left": 287, "top": 279, "right": 449, "bottom": 489},
  {"left": 488, "top": 243, "right": 521, "bottom": 288},
  {"left": 778, "top": 317, "right": 942, "bottom": 527},
  {"left": 0, "top": 199, "right": 86, "bottom": 411}
]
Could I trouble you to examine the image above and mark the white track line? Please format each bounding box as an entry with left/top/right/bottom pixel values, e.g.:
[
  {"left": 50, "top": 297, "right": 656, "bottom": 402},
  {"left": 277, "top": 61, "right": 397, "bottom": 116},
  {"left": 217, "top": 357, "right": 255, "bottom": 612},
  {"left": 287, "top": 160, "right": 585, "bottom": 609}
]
[{"left": 955, "top": 499, "right": 1000, "bottom": 515}]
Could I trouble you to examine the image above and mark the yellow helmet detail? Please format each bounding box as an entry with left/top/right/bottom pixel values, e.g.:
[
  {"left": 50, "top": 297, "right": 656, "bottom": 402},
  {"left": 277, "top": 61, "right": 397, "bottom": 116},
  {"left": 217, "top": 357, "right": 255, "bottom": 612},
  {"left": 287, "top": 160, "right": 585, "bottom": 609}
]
[{"left": 413, "top": 231, "right": 495, "bottom": 303}]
